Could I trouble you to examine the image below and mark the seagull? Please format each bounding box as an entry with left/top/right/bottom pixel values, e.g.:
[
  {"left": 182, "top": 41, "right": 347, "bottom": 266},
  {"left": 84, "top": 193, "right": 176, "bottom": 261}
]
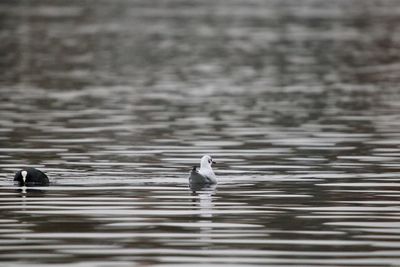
[
  {"left": 188, "top": 155, "right": 217, "bottom": 184},
  {"left": 14, "top": 168, "right": 49, "bottom": 186}
]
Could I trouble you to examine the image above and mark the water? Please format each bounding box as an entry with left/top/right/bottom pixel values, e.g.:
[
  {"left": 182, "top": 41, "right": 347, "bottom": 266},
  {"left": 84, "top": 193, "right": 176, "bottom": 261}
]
[{"left": 1, "top": 0, "right": 400, "bottom": 266}]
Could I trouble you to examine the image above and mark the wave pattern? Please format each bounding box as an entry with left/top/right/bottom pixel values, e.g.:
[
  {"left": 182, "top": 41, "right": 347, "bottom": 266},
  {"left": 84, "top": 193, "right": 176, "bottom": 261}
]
[{"left": 1, "top": 0, "right": 400, "bottom": 266}]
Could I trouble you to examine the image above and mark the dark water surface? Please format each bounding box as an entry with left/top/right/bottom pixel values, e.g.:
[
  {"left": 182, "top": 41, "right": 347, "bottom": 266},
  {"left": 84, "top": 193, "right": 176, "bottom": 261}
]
[{"left": 1, "top": 0, "right": 400, "bottom": 266}]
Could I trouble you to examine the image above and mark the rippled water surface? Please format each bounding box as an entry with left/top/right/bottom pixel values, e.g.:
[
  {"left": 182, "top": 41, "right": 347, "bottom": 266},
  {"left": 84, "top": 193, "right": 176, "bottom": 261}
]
[{"left": 1, "top": 0, "right": 400, "bottom": 266}]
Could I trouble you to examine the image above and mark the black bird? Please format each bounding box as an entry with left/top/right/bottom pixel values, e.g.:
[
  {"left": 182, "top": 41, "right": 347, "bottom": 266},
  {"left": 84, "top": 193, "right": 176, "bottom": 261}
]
[{"left": 14, "top": 168, "right": 49, "bottom": 186}]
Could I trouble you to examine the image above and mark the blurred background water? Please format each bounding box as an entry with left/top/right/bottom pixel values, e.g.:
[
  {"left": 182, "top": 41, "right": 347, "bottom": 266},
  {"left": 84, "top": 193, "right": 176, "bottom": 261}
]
[{"left": 1, "top": 0, "right": 400, "bottom": 266}]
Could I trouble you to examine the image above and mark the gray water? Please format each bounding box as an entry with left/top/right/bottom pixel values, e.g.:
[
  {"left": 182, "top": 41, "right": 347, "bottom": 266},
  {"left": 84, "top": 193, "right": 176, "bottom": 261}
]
[{"left": 1, "top": 0, "right": 400, "bottom": 266}]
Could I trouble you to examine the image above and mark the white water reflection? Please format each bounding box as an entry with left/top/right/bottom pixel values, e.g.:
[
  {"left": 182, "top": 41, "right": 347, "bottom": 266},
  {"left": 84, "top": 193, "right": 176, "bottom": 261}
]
[{"left": 190, "top": 184, "right": 217, "bottom": 246}]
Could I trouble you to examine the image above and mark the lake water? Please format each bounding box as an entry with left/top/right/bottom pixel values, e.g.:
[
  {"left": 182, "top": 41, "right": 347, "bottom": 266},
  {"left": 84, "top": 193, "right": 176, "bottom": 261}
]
[{"left": 1, "top": 0, "right": 400, "bottom": 266}]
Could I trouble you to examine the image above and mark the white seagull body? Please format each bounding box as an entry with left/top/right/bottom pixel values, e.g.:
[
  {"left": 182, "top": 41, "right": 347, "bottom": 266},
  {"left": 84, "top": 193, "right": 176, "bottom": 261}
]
[{"left": 188, "top": 155, "right": 217, "bottom": 184}]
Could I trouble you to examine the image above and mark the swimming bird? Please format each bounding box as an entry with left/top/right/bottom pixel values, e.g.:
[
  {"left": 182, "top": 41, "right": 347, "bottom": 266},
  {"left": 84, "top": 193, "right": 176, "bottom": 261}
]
[
  {"left": 188, "top": 155, "right": 217, "bottom": 184},
  {"left": 14, "top": 168, "right": 49, "bottom": 186}
]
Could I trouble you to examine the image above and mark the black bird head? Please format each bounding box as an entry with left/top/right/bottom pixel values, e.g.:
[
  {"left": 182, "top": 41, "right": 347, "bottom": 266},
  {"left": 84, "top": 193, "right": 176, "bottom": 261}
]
[{"left": 14, "top": 170, "right": 28, "bottom": 186}]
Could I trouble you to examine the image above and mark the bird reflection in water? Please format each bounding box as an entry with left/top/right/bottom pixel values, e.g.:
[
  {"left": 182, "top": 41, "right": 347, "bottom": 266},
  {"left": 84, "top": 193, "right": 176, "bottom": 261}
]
[
  {"left": 190, "top": 183, "right": 217, "bottom": 246},
  {"left": 15, "top": 187, "right": 47, "bottom": 199}
]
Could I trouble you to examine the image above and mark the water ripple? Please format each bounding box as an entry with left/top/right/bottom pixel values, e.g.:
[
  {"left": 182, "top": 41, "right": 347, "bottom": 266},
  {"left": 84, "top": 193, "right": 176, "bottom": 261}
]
[{"left": 1, "top": 0, "right": 400, "bottom": 266}]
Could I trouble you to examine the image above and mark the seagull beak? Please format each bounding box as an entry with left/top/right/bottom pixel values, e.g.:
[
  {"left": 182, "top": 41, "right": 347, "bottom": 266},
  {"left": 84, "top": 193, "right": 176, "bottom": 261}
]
[{"left": 212, "top": 161, "right": 216, "bottom": 164}]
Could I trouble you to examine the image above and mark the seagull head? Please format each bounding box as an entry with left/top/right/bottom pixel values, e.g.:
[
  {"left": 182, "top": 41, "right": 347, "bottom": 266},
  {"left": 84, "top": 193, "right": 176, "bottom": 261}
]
[{"left": 200, "top": 155, "right": 216, "bottom": 169}]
